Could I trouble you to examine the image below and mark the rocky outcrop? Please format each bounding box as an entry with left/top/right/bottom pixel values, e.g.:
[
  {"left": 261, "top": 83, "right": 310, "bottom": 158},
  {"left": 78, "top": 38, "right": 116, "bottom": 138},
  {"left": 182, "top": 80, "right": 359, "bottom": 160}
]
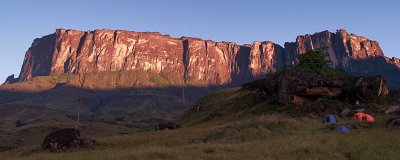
[
  {"left": 355, "top": 75, "right": 389, "bottom": 98},
  {"left": 18, "top": 29, "right": 261, "bottom": 86},
  {"left": 16, "top": 29, "right": 399, "bottom": 89},
  {"left": 41, "top": 128, "right": 97, "bottom": 151},
  {"left": 249, "top": 41, "right": 285, "bottom": 75},
  {"left": 42, "top": 128, "right": 81, "bottom": 151},
  {"left": 243, "top": 75, "right": 344, "bottom": 104},
  {"left": 2, "top": 74, "right": 19, "bottom": 85},
  {"left": 243, "top": 74, "right": 389, "bottom": 105}
]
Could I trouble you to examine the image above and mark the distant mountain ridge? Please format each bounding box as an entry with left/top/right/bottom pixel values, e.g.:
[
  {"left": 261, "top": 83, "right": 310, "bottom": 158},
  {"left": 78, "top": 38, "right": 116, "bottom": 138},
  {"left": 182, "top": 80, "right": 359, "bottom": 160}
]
[{"left": 10, "top": 29, "right": 399, "bottom": 88}]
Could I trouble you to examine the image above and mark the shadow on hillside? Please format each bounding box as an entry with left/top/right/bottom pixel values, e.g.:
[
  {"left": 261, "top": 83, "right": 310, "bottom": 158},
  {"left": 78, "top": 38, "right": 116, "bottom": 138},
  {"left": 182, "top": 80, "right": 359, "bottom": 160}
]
[
  {"left": 0, "top": 56, "right": 399, "bottom": 129},
  {"left": 0, "top": 81, "right": 251, "bottom": 130}
]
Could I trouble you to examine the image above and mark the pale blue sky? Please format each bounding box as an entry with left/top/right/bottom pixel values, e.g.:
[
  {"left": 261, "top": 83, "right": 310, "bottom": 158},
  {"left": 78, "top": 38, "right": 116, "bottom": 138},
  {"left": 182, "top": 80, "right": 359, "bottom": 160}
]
[{"left": 0, "top": 0, "right": 399, "bottom": 81}]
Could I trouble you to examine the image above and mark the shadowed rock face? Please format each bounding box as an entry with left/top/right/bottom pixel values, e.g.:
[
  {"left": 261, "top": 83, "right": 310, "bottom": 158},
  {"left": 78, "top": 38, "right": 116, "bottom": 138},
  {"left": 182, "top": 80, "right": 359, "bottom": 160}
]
[
  {"left": 2, "top": 74, "right": 19, "bottom": 85},
  {"left": 17, "top": 29, "right": 399, "bottom": 88},
  {"left": 243, "top": 75, "right": 389, "bottom": 105},
  {"left": 355, "top": 75, "right": 389, "bottom": 98},
  {"left": 243, "top": 75, "right": 345, "bottom": 104}
]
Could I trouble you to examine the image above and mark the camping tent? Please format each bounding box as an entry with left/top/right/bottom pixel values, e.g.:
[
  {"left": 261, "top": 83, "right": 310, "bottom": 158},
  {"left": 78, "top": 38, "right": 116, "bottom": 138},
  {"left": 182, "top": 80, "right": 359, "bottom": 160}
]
[
  {"left": 335, "top": 125, "right": 350, "bottom": 133},
  {"left": 354, "top": 112, "right": 364, "bottom": 121},
  {"left": 353, "top": 112, "right": 375, "bottom": 122},
  {"left": 363, "top": 114, "right": 375, "bottom": 122},
  {"left": 324, "top": 114, "right": 337, "bottom": 124}
]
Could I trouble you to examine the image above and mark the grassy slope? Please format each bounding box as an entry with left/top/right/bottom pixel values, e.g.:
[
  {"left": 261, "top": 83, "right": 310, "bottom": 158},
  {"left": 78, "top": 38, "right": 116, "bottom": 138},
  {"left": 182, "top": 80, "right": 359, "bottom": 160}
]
[
  {"left": 0, "top": 70, "right": 236, "bottom": 149},
  {"left": 0, "top": 71, "right": 187, "bottom": 147},
  {"left": 2, "top": 88, "right": 400, "bottom": 159}
]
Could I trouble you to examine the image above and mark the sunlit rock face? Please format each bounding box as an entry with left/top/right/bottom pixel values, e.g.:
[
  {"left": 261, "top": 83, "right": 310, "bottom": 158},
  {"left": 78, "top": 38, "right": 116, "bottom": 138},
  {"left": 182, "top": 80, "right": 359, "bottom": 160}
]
[
  {"left": 49, "top": 29, "right": 186, "bottom": 77},
  {"left": 19, "top": 29, "right": 274, "bottom": 85},
  {"left": 249, "top": 41, "right": 285, "bottom": 76},
  {"left": 284, "top": 30, "right": 385, "bottom": 69},
  {"left": 18, "top": 29, "right": 400, "bottom": 88},
  {"left": 386, "top": 57, "right": 400, "bottom": 69}
]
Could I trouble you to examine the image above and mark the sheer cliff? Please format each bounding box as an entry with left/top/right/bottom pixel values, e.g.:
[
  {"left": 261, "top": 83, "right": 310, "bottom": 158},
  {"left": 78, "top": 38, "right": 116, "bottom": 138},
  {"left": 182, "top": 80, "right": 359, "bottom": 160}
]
[{"left": 17, "top": 29, "right": 400, "bottom": 88}]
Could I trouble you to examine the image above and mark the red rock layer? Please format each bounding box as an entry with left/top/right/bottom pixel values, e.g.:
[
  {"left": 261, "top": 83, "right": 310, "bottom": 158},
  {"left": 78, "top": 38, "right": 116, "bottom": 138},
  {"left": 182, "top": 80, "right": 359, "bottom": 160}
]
[
  {"left": 18, "top": 29, "right": 398, "bottom": 87},
  {"left": 19, "top": 29, "right": 284, "bottom": 85}
]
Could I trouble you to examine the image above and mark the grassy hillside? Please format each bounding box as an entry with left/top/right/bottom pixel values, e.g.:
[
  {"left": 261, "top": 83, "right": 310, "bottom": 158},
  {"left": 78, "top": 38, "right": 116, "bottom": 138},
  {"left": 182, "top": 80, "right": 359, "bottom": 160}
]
[
  {"left": 0, "top": 70, "right": 240, "bottom": 148},
  {"left": 2, "top": 87, "right": 400, "bottom": 159}
]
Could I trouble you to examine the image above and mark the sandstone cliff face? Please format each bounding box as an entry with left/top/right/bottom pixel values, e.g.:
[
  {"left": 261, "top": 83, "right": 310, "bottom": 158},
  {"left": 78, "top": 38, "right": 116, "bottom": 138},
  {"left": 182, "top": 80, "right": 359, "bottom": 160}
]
[
  {"left": 284, "top": 30, "right": 385, "bottom": 70},
  {"left": 18, "top": 29, "right": 400, "bottom": 88},
  {"left": 249, "top": 41, "right": 285, "bottom": 75},
  {"left": 19, "top": 29, "right": 271, "bottom": 85},
  {"left": 20, "top": 34, "right": 56, "bottom": 80}
]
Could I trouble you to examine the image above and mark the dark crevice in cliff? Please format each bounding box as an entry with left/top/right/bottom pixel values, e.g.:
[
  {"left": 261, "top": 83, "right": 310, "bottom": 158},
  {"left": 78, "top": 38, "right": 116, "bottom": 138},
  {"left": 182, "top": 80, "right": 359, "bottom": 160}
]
[
  {"left": 113, "top": 31, "right": 118, "bottom": 44},
  {"left": 91, "top": 32, "right": 100, "bottom": 71},
  {"left": 276, "top": 45, "right": 287, "bottom": 69},
  {"left": 23, "top": 33, "right": 57, "bottom": 80},
  {"left": 346, "top": 40, "right": 353, "bottom": 58},
  {"left": 330, "top": 33, "right": 342, "bottom": 69},
  {"left": 258, "top": 43, "right": 264, "bottom": 68},
  {"left": 182, "top": 39, "right": 189, "bottom": 83},
  {"left": 64, "top": 57, "right": 71, "bottom": 73},
  {"left": 76, "top": 32, "right": 88, "bottom": 57},
  {"left": 232, "top": 46, "right": 252, "bottom": 85},
  {"left": 204, "top": 41, "right": 208, "bottom": 57},
  {"left": 204, "top": 41, "right": 209, "bottom": 82}
]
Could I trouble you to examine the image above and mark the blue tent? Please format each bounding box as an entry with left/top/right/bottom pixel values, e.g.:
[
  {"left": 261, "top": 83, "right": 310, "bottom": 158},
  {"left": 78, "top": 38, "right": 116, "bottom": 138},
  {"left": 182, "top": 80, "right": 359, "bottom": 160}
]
[
  {"left": 324, "top": 114, "right": 337, "bottom": 124},
  {"left": 335, "top": 125, "right": 350, "bottom": 133}
]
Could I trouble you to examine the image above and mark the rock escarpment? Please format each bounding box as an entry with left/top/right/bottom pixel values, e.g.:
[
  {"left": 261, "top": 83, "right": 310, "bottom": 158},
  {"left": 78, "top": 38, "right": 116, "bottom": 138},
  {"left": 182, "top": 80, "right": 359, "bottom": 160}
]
[
  {"left": 243, "top": 74, "right": 389, "bottom": 105},
  {"left": 355, "top": 75, "right": 390, "bottom": 99},
  {"left": 2, "top": 74, "right": 19, "bottom": 85},
  {"left": 17, "top": 29, "right": 400, "bottom": 88},
  {"left": 19, "top": 29, "right": 258, "bottom": 86}
]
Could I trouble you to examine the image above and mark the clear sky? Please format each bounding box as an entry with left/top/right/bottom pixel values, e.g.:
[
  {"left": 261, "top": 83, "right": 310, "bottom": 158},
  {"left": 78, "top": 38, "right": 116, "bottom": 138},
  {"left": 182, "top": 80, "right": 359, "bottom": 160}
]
[{"left": 0, "top": 0, "right": 399, "bottom": 82}]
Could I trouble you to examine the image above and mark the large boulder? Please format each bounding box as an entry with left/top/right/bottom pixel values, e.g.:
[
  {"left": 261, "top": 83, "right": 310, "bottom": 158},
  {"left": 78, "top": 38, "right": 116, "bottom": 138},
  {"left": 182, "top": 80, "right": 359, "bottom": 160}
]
[
  {"left": 42, "top": 128, "right": 80, "bottom": 151},
  {"left": 79, "top": 138, "right": 98, "bottom": 148},
  {"left": 42, "top": 128, "right": 98, "bottom": 151},
  {"left": 243, "top": 73, "right": 390, "bottom": 105},
  {"left": 355, "top": 75, "right": 389, "bottom": 99}
]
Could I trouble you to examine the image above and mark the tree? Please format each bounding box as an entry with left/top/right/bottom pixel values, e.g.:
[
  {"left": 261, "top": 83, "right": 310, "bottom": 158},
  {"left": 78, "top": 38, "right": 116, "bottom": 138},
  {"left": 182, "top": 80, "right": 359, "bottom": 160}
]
[{"left": 298, "top": 49, "right": 329, "bottom": 74}]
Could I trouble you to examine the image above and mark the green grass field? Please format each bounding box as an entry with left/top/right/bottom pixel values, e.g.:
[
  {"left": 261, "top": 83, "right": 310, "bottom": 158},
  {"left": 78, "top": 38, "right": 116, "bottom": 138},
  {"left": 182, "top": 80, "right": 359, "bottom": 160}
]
[{"left": 1, "top": 88, "right": 400, "bottom": 160}]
